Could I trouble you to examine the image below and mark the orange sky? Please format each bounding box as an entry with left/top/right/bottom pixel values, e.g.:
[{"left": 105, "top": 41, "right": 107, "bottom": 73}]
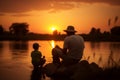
[{"left": 0, "top": 0, "right": 120, "bottom": 34}]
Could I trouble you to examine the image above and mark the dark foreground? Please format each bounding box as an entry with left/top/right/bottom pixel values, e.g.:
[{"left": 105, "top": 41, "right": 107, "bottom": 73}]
[{"left": 43, "top": 60, "right": 120, "bottom": 80}]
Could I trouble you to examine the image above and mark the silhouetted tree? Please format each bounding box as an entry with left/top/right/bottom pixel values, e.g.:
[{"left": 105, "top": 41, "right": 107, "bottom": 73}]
[
  {"left": 88, "top": 27, "right": 102, "bottom": 41},
  {"left": 9, "top": 23, "right": 29, "bottom": 35},
  {"left": 53, "top": 30, "right": 58, "bottom": 36},
  {"left": 96, "top": 28, "right": 101, "bottom": 35},
  {"left": 89, "top": 27, "right": 96, "bottom": 35},
  {"left": 103, "top": 31, "right": 110, "bottom": 35},
  {"left": 111, "top": 26, "right": 120, "bottom": 35},
  {"left": 0, "top": 25, "right": 4, "bottom": 35},
  {"left": 89, "top": 27, "right": 101, "bottom": 35}
]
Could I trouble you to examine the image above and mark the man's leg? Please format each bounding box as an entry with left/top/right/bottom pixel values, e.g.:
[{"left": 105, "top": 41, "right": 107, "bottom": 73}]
[{"left": 62, "top": 57, "right": 80, "bottom": 66}]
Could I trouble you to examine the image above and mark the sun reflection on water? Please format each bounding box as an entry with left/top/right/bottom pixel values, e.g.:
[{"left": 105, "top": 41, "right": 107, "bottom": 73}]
[{"left": 51, "top": 40, "right": 55, "bottom": 48}]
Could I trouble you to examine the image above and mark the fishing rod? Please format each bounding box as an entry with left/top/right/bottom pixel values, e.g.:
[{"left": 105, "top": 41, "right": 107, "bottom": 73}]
[
  {"left": 47, "top": 40, "right": 60, "bottom": 49},
  {"left": 47, "top": 40, "right": 53, "bottom": 48},
  {"left": 47, "top": 40, "right": 56, "bottom": 49}
]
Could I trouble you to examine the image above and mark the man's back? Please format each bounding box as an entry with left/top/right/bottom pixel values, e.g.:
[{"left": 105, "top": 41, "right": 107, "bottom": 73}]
[{"left": 64, "top": 35, "right": 85, "bottom": 59}]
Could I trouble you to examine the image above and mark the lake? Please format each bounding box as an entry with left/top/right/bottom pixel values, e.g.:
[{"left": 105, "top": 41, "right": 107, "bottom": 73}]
[{"left": 0, "top": 40, "right": 120, "bottom": 80}]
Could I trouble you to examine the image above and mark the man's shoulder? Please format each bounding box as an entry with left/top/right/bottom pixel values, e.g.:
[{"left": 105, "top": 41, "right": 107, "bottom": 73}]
[
  {"left": 66, "top": 35, "right": 83, "bottom": 38},
  {"left": 64, "top": 35, "right": 84, "bottom": 41},
  {"left": 75, "top": 35, "right": 84, "bottom": 39}
]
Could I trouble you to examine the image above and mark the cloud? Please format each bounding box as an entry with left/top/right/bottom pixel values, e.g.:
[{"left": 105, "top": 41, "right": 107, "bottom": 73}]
[
  {"left": 10, "top": 13, "right": 31, "bottom": 17},
  {"left": 0, "top": 13, "right": 6, "bottom": 16},
  {"left": 0, "top": 0, "right": 52, "bottom": 13},
  {"left": 49, "top": 2, "right": 75, "bottom": 13},
  {"left": 0, "top": 0, "right": 119, "bottom": 13},
  {"left": 0, "top": 13, "right": 31, "bottom": 17}
]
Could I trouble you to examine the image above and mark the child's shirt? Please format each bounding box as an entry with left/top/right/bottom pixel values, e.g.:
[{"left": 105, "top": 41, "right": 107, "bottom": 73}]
[{"left": 31, "top": 50, "right": 42, "bottom": 63}]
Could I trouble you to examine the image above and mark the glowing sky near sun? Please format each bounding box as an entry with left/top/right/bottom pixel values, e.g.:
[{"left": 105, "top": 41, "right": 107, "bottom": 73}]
[{"left": 0, "top": 0, "right": 120, "bottom": 34}]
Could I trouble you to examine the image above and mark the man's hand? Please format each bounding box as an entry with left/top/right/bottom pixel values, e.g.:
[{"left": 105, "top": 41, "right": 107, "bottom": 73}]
[{"left": 55, "top": 45, "right": 62, "bottom": 50}]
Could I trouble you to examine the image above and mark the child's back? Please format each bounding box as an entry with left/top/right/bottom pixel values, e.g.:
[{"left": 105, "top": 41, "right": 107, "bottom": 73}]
[
  {"left": 31, "top": 50, "right": 42, "bottom": 65},
  {"left": 31, "top": 43, "right": 46, "bottom": 69}
]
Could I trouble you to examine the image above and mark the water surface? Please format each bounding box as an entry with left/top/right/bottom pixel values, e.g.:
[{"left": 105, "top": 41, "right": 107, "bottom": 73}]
[{"left": 0, "top": 40, "right": 120, "bottom": 80}]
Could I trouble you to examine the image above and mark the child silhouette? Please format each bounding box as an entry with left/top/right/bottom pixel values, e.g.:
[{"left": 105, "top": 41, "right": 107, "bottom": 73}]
[{"left": 31, "top": 43, "right": 46, "bottom": 69}]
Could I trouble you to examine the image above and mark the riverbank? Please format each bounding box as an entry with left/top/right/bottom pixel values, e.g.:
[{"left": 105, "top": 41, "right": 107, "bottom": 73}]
[{"left": 44, "top": 60, "right": 120, "bottom": 80}]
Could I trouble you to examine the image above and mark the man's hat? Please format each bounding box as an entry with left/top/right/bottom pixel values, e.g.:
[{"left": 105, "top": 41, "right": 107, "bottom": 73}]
[{"left": 64, "top": 26, "right": 77, "bottom": 32}]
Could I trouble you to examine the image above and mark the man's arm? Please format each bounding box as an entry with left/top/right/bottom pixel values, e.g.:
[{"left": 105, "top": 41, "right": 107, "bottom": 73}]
[
  {"left": 55, "top": 45, "right": 67, "bottom": 54},
  {"left": 62, "top": 48, "right": 67, "bottom": 54}
]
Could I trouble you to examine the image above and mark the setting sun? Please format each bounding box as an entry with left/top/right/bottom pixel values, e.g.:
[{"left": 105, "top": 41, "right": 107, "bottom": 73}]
[
  {"left": 50, "top": 25, "right": 58, "bottom": 33},
  {"left": 51, "top": 27, "right": 56, "bottom": 31}
]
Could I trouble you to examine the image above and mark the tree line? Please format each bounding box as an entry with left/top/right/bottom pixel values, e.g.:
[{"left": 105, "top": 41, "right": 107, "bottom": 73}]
[{"left": 0, "top": 22, "right": 120, "bottom": 41}]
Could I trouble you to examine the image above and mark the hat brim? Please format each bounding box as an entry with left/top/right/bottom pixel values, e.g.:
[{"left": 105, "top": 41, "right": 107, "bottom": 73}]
[{"left": 64, "top": 30, "right": 77, "bottom": 32}]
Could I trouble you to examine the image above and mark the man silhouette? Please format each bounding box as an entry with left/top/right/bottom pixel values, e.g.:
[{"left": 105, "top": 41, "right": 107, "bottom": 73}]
[{"left": 52, "top": 25, "right": 85, "bottom": 66}]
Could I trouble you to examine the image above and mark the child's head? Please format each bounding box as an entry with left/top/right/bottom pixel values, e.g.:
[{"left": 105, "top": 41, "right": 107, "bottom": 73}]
[{"left": 33, "top": 43, "right": 40, "bottom": 50}]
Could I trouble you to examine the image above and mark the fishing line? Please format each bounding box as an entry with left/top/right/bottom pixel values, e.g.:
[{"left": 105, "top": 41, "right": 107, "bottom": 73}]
[{"left": 47, "top": 40, "right": 53, "bottom": 48}]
